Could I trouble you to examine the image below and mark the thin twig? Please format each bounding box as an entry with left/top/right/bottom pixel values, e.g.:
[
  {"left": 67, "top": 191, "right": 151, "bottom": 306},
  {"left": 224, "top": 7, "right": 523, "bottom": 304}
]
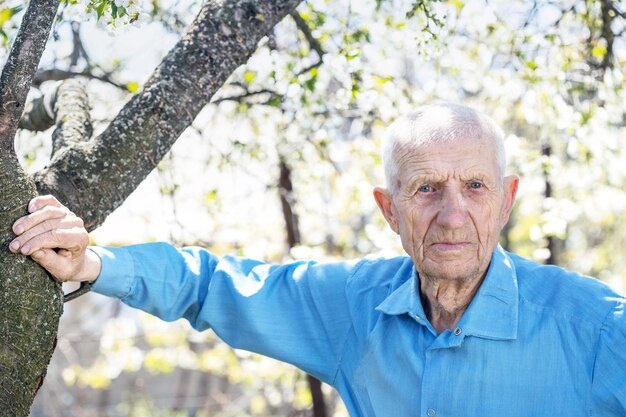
[
  {"left": 290, "top": 11, "right": 325, "bottom": 76},
  {"left": 211, "top": 88, "right": 281, "bottom": 105},
  {"left": 33, "top": 68, "right": 130, "bottom": 91}
]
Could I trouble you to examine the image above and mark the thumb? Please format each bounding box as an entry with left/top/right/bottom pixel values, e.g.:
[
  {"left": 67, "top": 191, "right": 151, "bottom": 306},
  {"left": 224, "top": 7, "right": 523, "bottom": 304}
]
[
  {"left": 31, "top": 249, "right": 65, "bottom": 280},
  {"left": 30, "top": 248, "right": 50, "bottom": 262}
]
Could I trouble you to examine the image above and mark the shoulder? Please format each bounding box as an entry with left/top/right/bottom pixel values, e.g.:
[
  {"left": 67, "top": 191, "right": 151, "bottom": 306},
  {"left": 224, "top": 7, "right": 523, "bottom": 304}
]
[
  {"left": 508, "top": 251, "right": 625, "bottom": 327},
  {"left": 345, "top": 254, "right": 414, "bottom": 303},
  {"left": 349, "top": 255, "right": 414, "bottom": 287}
]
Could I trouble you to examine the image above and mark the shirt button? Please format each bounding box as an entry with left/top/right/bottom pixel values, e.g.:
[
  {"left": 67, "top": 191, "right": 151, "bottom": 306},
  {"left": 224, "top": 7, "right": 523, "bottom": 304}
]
[
  {"left": 427, "top": 409, "right": 436, "bottom": 417},
  {"left": 453, "top": 327, "right": 462, "bottom": 336}
]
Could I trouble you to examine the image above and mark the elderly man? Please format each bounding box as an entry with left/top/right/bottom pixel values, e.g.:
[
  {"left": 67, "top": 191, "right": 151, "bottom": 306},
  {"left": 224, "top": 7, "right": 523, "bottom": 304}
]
[{"left": 10, "top": 103, "right": 626, "bottom": 416}]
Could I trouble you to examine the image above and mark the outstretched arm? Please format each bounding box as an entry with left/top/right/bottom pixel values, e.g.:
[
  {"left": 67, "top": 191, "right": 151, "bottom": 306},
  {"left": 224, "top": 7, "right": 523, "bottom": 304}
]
[
  {"left": 10, "top": 195, "right": 101, "bottom": 282},
  {"left": 10, "top": 195, "right": 355, "bottom": 383}
]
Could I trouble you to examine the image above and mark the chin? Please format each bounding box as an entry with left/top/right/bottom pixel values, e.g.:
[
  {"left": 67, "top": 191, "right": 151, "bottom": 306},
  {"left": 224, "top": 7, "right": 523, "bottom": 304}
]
[{"left": 418, "top": 260, "right": 482, "bottom": 282}]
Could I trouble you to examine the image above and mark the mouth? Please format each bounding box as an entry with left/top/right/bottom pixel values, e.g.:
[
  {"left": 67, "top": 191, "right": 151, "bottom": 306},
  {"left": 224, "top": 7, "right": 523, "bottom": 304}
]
[{"left": 431, "top": 242, "right": 470, "bottom": 251}]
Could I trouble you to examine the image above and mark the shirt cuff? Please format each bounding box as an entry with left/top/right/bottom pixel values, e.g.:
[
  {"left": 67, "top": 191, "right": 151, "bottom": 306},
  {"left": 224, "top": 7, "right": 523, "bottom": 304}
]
[{"left": 89, "top": 246, "right": 135, "bottom": 299}]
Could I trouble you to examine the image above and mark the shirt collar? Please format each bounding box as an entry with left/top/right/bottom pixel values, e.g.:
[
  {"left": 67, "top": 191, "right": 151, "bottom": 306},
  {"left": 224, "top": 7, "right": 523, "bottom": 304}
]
[{"left": 375, "top": 245, "right": 519, "bottom": 340}]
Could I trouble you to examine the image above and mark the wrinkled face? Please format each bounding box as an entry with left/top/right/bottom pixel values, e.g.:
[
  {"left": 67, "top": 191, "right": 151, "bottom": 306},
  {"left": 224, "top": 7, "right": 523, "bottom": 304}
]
[{"left": 376, "top": 137, "right": 518, "bottom": 282}]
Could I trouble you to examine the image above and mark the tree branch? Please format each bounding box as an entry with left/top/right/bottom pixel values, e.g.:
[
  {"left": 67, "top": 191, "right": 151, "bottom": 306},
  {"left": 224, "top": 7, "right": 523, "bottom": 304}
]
[
  {"left": 32, "top": 69, "right": 130, "bottom": 91},
  {"left": 211, "top": 88, "right": 281, "bottom": 105},
  {"left": 18, "top": 89, "right": 57, "bottom": 132},
  {"left": 599, "top": 0, "right": 616, "bottom": 70},
  {"left": 290, "top": 11, "right": 325, "bottom": 75},
  {"left": 290, "top": 11, "right": 324, "bottom": 57},
  {"left": 18, "top": 79, "right": 94, "bottom": 139},
  {"left": 50, "top": 79, "right": 92, "bottom": 155},
  {"left": 0, "top": 0, "right": 60, "bottom": 154},
  {"left": 33, "top": 0, "right": 303, "bottom": 230}
]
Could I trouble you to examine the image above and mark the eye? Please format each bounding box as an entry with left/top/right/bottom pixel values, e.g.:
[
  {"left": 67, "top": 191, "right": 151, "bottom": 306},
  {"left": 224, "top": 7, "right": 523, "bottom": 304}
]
[
  {"left": 469, "top": 181, "right": 483, "bottom": 189},
  {"left": 417, "top": 184, "right": 432, "bottom": 193}
]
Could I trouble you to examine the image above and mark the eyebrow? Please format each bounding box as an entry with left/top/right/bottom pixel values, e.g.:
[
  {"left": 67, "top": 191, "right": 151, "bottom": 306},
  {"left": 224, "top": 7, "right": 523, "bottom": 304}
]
[{"left": 404, "top": 171, "right": 494, "bottom": 190}]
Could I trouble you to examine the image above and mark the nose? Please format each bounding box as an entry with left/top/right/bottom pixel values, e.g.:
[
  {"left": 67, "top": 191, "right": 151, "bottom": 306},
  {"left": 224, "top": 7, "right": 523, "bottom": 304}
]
[{"left": 436, "top": 188, "right": 468, "bottom": 229}]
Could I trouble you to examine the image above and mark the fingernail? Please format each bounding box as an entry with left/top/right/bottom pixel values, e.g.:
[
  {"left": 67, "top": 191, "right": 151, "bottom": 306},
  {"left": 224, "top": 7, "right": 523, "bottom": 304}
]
[
  {"left": 9, "top": 240, "right": 20, "bottom": 251},
  {"left": 21, "top": 244, "right": 30, "bottom": 255},
  {"left": 28, "top": 203, "right": 36, "bottom": 212},
  {"left": 13, "top": 224, "right": 24, "bottom": 234}
]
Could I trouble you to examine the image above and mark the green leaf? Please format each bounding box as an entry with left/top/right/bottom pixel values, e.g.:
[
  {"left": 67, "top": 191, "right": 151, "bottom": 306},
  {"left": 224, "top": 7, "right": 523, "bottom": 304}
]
[
  {"left": 346, "top": 48, "right": 361, "bottom": 60},
  {"left": 204, "top": 190, "right": 218, "bottom": 204},
  {"left": 374, "top": 75, "right": 394, "bottom": 86},
  {"left": 0, "top": 6, "right": 23, "bottom": 26},
  {"left": 243, "top": 71, "right": 256, "bottom": 83},
  {"left": 526, "top": 60, "right": 538, "bottom": 70},
  {"left": 96, "top": 1, "right": 107, "bottom": 20},
  {"left": 304, "top": 75, "right": 317, "bottom": 92},
  {"left": 127, "top": 81, "right": 139, "bottom": 93},
  {"left": 267, "top": 96, "right": 282, "bottom": 107},
  {"left": 592, "top": 44, "right": 607, "bottom": 59}
]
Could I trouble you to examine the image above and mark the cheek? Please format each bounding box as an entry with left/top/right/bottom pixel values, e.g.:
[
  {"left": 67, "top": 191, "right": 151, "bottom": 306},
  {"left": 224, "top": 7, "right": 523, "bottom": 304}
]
[
  {"left": 470, "top": 199, "right": 500, "bottom": 238},
  {"left": 407, "top": 205, "right": 432, "bottom": 241},
  {"left": 397, "top": 200, "right": 437, "bottom": 246}
]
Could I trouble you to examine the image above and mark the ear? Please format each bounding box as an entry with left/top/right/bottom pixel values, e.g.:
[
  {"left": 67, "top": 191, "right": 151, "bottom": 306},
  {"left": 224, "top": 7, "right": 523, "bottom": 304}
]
[
  {"left": 373, "top": 186, "right": 399, "bottom": 234},
  {"left": 500, "top": 175, "right": 519, "bottom": 225}
]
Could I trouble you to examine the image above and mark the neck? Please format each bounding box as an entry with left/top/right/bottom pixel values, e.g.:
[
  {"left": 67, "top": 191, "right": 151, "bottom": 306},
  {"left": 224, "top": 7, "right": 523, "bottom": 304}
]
[{"left": 419, "top": 273, "right": 485, "bottom": 334}]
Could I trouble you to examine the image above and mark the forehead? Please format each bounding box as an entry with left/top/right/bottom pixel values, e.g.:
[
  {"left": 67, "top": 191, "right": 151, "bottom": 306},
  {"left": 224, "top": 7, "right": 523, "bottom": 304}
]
[{"left": 394, "top": 136, "right": 500, "bottom": 181}]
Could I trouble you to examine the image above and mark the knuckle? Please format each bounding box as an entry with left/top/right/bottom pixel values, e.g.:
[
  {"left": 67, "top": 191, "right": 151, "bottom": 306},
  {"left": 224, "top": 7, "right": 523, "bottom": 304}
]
[
  {"left": 49, "top": 229, "right": 62, "bottom": 243},
  {"left": 41, "top": 218, "right": 54, "bottom": 231},
  {"left": 78, "top": 233, "right": 89, "bottom": 248},
  {"left": 42, "top": 205, "right": 59, "bottom": 215}
]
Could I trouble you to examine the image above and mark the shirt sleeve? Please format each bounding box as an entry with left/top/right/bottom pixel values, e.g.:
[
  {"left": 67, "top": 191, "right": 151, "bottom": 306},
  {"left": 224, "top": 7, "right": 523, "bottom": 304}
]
[
  {"left": 89, "top": 242, "right": 356, "bottom": 383},
  {"left": 591, "top": 300, "right": 626, "bottom": 415}
]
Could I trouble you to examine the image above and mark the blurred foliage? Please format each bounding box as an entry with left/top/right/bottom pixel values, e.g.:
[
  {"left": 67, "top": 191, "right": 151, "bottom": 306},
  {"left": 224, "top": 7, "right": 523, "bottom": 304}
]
[{"left": 4, "top": 0, "right": 625, "bottom": 416}]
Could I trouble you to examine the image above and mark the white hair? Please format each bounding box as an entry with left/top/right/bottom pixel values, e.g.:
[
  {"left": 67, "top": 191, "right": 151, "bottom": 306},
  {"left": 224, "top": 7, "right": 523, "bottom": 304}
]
[{"left": 381, "top": 103, "right": 506, "bottom": 193}]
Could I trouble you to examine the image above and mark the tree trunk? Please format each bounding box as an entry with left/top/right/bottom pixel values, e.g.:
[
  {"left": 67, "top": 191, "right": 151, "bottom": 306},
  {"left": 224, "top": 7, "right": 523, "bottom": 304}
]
[
  {"left": 277, "top": 158, "right": 328, "bottom": 417},
  {"left": 542, "top": 143, "right": 558, "bottom": 265},
  {"left": 0, "top": 155, "right": 63, "bottom": 417}
]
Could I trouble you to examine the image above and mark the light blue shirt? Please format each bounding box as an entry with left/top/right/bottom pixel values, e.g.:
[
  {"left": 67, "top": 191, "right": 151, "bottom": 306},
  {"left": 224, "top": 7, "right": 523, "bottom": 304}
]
[{"left": 91, "top": 243, "right": 626, "bottom": 417}]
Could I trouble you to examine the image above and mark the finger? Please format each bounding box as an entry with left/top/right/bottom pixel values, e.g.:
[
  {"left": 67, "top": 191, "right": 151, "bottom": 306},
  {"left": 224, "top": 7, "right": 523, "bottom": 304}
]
[
  {"left": 27, "top": 195, "right": 65, "bottom": 213},
  {"left": 10, "top": 215, "right": 84, "bottom": 253},
  {"left": 12, "top": 205, "right": 72, "bottom": 236},
  {"left": 31, "top": 249, "right": 73, "bottom": 282},
  {"left": 18, "top": 227, "right": 88, "bottom": 256}
]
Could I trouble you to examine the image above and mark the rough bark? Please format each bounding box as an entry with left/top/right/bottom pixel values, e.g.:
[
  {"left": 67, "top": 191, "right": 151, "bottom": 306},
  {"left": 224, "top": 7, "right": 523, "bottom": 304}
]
[
  {"left": 18, "top": 78, "right": 92, "bottom": 139},
  {"left": 0, "top": 156, "right": 63, "bottom": 417},
  {"left": 17, "top": 88, "right": 57, "bottom": 132},
  {"left": 0, "top": 0, "right": 60, "bottom": 152},
  {"left": 49, "top": 79, "right": 93, "bottom": 155},
  {"left": 0, "top": 1, "right": 64, "bottom": 416},
  {"left": 33, "top": 0, "right": 302, "bottom": 231}
]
